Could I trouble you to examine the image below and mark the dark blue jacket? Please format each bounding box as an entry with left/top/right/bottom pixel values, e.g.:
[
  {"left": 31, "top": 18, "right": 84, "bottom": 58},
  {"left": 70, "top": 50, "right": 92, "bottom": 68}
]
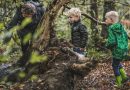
[
  {"left": 71, "top": 20, "right": 88, "bottom": 48},
  {"left": 6, "top": 1, "right": 45, "bottom": 39}
]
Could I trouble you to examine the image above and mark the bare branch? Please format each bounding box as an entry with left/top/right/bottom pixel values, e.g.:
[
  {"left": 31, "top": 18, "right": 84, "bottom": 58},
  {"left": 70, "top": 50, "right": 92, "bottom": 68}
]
[{"left": 81, "top": 13, "right": 105, "bottom": 25}]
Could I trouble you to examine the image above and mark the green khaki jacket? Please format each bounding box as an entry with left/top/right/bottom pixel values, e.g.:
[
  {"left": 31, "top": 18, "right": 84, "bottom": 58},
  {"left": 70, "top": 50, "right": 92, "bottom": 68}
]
[{"left": 106, "top": 23, "right": 128, "bottom": 60}]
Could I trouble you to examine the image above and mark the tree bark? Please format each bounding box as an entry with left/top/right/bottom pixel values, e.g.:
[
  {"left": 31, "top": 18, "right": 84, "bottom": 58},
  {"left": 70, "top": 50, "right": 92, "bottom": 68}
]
[
  {"left": 90, "top": 0, "right": 98, "bottom": 47},
  {"left": 101, "top": 0, "right": 116, "bottom": 38},
  {"left": 33, "top": 0, "right": 70, "bottom": 51}
]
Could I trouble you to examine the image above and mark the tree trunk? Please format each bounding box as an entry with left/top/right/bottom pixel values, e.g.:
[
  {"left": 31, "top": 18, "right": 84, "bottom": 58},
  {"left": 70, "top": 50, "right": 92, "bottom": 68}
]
[
  {"left": 33, "top": 0, "right": 70, "bottom": 51},
  {"left": 10, "top": 47, "right": 99, "bottom": 90},
  {"left": 90, "top": 0, "right": 98, "bottom": 47},
  {"left": 101, "top": 0, "right": 116, "bottom": 38}
]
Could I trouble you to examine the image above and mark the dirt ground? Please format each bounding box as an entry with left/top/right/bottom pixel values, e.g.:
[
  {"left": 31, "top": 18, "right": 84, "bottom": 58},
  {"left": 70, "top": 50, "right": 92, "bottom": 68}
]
[
  {"left": 76, "top": 61, "right": 130, "bottom": 90},
  {"left": 8, "top": 61, "right": 130, "bottom": 90},
  {"left": 1, "top": 47, "right": 130, "bottom": 90}
]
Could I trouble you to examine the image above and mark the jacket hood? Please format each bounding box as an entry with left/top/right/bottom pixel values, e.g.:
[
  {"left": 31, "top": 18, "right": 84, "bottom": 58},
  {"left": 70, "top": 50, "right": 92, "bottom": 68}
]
[{"left": 109, "top": 23, "right": 124, "bottom": 34}]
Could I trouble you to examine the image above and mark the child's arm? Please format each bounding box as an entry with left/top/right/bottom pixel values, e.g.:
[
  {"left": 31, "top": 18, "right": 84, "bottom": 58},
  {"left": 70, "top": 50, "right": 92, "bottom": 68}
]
[
  {"left": 79, "top": 25, "right": 88, "bottom": 48},
  {"left": 106, "top": 28, "right": 116, "bottom": 49}
]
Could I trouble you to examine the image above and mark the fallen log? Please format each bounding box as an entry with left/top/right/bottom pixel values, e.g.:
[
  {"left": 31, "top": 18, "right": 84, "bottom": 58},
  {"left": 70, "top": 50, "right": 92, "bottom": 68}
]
[{"left": 8, "top": 42, "right": 99, "bottom": 90}]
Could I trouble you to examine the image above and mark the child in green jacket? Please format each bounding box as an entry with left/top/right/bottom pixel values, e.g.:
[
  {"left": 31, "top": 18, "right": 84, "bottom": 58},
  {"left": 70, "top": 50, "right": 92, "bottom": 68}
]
[{"left": 105, "top": 11, "right": 128, "bottom": 88}]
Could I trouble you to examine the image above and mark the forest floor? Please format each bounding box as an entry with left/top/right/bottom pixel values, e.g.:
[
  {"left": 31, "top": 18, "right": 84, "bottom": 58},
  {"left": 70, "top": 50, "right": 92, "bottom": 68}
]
[
  {"left": 7, "top": 61, "right": 130, "bottom": 90},
  {"left": 1, "top": 47, "right": 130, "bottom": 90},
  {"left": 78, "top": 61, "right": 130, "bottom": 90}
]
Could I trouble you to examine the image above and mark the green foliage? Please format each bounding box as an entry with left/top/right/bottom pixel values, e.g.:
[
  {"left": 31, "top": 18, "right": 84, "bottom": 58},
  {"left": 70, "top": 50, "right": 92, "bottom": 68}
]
[
  {"left": 0, "top": 55, "right": 10, "bottom": 62},
  {"left": 21, "top": 18, "right": 32, "bottom": 29},
  {"left": 0, "top": 1, "right": 130, "bottom": 85},
  {"left": 30, "top": 75, "right": 38, "bottom": 81},
  {"left": 1, "top": 0, "right": 130, "bottom": 64},
  {"left": 0, "top": 17, "right": 32, "bottom": 63},
  {"left": 23, "top": 33, "right": 32, "bottom": 44},
  {"left": 19, "top": 71, "right": 26, "bottom": 78},
  {"left": 0, "top": 22, "right": 4, "bottom": 30},
  {"left": 29, "top": 51, "right": 48, "bottom": 64},
  {"left": 55, "top": 15, "right": 71, "bottom": 40},
  {"left": 87, "top": 48, "right": 111, "bottom": 60}
]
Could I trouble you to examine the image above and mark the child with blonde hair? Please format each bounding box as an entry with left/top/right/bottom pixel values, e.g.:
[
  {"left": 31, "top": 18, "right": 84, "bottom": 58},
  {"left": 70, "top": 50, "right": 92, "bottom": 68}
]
[
  {"left": 105, "top": 11, "right": 128, "bottom": 88},
  {"left": 65, "top": 8, "right": 88, "bottom": 60}
]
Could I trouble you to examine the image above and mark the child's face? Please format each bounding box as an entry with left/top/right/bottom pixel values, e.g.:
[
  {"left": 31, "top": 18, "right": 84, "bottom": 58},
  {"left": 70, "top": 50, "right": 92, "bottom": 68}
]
[
  {"left": 105, "top": 17, "right": 113, "bottom": 25},
  {"left": 68, "top": 15, "right": 80, "bottom": 23}
]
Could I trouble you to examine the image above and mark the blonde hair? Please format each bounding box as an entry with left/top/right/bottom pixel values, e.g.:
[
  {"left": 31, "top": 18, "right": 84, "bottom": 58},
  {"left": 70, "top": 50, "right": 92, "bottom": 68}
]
[
  {"left": 105, "top": 11, "right": 119, "bottom": 23},
  {"left": 65, "top": 8, "right": 81, "bottom": 18}
]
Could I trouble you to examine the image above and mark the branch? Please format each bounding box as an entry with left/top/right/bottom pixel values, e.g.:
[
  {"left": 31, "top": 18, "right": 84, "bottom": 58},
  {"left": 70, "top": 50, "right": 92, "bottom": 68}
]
[
  {"left": 81, "top": 13, "right": 105, "bottom": 25},
  {"left": 33, "top": 0, "right": 70, "bottom": 51},
  {"left": 114, "top": 1, "right": 130, "bottom": 7},
  {"left": 64, "top": 6, "right": 106, "bottom": 25}
]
